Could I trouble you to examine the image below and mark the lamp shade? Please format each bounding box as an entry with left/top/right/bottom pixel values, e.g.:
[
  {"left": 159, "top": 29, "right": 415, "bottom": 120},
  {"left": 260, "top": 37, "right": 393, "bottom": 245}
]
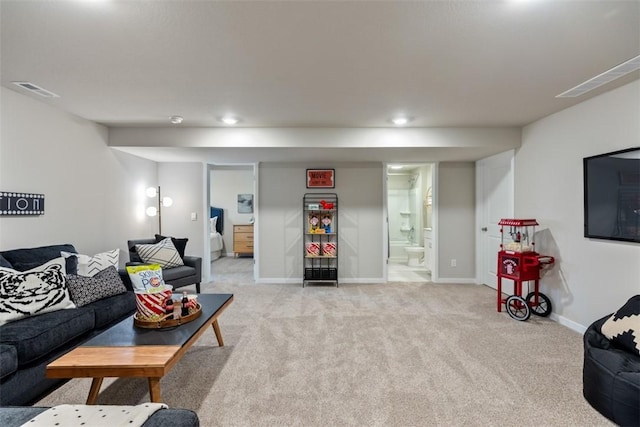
[
  {"left": 146, "top": 187, "right": 158, "bottom": 198},
  {"left": 146, "top": 206, "right": 158, "bottom": 217},
  {"left": 161, "top": 196, "right": 173, "bottom": 207}
]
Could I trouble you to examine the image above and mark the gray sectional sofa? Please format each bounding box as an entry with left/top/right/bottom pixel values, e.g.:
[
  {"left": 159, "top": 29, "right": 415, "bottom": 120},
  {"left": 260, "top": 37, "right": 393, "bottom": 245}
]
[{"left": 0, "top": 244, "right": 137, "bottom": 406}]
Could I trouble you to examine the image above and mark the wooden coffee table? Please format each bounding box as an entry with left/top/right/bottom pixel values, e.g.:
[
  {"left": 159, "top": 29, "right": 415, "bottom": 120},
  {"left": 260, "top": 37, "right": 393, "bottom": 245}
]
[{"left": 46, "top": 293, "right": 233, "bottom": 404}]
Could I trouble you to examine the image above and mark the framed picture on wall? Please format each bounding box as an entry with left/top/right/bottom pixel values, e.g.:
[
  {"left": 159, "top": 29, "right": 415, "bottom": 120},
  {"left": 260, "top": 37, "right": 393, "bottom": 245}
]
[
  {"left": 237, "top": 194, "right": 253, "bottom": 213},
  {"left": 307, "top": 169, "right": 335, "bottom": 188}
]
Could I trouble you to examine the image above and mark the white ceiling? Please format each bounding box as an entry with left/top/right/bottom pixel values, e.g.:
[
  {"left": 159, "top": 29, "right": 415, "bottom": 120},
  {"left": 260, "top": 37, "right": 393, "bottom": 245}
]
[{"left": 2, "top": 0, "right": 639, "bottom": 162}]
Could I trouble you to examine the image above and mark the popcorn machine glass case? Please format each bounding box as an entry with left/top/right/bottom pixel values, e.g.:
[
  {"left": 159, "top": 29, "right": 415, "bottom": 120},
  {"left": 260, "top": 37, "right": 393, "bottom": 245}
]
[{"left": 497, "top": 219, "right": 555, "bottom": 321}]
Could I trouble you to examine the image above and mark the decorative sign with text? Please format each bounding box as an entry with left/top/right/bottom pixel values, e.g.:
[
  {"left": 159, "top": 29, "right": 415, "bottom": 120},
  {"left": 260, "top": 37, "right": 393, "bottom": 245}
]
[
  {"left": 0, "top": 192, "right": 45, "bottom": 215},
  {"left": 306, "top": 169, "right": 335, "bottom": 188}
]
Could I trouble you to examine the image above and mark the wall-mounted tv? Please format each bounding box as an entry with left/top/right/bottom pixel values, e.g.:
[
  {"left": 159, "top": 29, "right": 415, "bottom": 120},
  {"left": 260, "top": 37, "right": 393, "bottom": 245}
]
[{"left": 583, "top": 147, "right": 640, "bottom": 243}]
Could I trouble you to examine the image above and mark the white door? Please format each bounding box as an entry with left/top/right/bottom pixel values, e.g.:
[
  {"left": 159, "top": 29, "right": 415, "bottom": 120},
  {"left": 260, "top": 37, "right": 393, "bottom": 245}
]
[{"left": 476, "top": 150, "right": 514, "bottom": 290}]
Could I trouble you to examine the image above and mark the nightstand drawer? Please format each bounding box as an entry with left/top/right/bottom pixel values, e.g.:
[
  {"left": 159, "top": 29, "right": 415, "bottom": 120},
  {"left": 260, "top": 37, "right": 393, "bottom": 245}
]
[{"left": 234, "top": 225, "right": 253, "bottom": 233}]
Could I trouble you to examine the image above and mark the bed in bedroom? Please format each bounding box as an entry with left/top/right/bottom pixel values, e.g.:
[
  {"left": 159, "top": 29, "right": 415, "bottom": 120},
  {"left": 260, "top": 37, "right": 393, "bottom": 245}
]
[{"left": 210, "top": 206, "right": 224, "bottom": 261}]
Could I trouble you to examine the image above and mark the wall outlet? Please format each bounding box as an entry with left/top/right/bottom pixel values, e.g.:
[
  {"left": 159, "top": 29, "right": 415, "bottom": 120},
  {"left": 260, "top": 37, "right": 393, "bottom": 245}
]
[{"left": 451, "top": 259, "right": 457, "bottom": 267}]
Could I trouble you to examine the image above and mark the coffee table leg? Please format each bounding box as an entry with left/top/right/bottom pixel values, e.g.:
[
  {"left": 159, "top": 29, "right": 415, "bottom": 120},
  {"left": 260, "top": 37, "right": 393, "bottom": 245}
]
[
  {"left": 148, "top": 377, "right": 162, "bottom": 403},
  {"left": 87, "top": 377, "right": 104, "bottom": 405},
  {"left": 212, "top": 319, "right": 224, "bottom": 346}
]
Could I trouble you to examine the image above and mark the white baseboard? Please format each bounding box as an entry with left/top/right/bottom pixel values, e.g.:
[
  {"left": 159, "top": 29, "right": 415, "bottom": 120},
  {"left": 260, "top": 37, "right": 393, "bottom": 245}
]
[
  {"left": 340, "top": 278, "right": 386, "bottom": 284},
  {"left": 255, "top": 277, "right": 386, "bottom": 284},
  {"left": 432, "top": 278, "right": 478, "bottom": 284},
  {"left": 549, "top": 313, "right": 587, "bottom": 334},
  {"left": 255, "top": 278, "right": 301, "bottom": 284}
]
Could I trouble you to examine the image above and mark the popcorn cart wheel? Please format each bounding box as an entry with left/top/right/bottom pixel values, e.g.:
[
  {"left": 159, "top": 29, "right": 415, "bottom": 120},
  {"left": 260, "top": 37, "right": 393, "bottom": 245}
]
[
  {"left": 504, "top": 291, "right": 552, "bottom": 321},
  {"left": 526, "top": 291, "right": 552, "bottom": 317},
  {"left": 505, "top": 295, "right": 530, "bottom": 321}
]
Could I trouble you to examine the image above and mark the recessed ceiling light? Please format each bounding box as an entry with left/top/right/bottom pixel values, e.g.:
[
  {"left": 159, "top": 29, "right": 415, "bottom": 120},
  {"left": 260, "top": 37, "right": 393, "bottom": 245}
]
[
  {"left": 390, "top": 116, "right": 412, "bottom": 126},
  {"left": 170, "top": 115, "right": 183, "bottom": 124},
  {"left": 220, "top": 116, "right": 239, "bottom": 125}
]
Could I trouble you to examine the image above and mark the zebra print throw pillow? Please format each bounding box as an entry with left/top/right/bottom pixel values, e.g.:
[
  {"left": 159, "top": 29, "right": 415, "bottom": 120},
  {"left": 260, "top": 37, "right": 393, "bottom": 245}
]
[{"left": 0, "top": 257, "right": 76, "bottom": 326}]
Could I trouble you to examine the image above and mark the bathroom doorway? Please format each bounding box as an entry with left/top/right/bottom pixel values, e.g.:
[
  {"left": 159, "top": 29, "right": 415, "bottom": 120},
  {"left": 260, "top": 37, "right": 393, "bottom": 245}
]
[{"left": 386, "top": 163, "right": 435, "bottom": 282}]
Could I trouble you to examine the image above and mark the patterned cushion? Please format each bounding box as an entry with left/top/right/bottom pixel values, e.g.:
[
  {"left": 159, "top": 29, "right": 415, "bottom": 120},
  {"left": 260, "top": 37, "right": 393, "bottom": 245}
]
[
  {"left": 135, "top": 238, "right": 184, "bottom": 268},
  {"left": 66, "top": 266, "right": 128, "bottom": 307},
  {"left": 61, "top": 249, "right": 119, "bottom": 277},
  {"left": 0, "top": 257, "right": 76, "bottom": 326},
  {"left": 601, "top": 295, "right": 640, "bottom": 356},
  {"left": 154, "top": 234, "right": 188, "bottom": 259}
]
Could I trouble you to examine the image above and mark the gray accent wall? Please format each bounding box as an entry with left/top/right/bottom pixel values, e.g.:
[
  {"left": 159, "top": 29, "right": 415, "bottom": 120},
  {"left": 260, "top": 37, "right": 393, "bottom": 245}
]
[
  {"left": 437, "top": 162, "right": 476, "bottom": 280},
  {"left": 258, "top": 162, "right": 384, "bottom": 282}
]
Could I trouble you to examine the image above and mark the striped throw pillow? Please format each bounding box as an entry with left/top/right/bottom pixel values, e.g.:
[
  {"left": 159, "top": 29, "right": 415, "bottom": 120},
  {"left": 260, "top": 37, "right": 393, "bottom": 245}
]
[{"left": 135, "top": 238, "right": 184, "bottom": 269}]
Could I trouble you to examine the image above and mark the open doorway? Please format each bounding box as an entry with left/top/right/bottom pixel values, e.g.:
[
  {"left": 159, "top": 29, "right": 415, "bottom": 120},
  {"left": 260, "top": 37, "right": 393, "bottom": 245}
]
[
  {"left": 208, "top": 164, "right": 257, "bottom": 283},
  {"left": 386, "top": 163, "right": 435, "bottom": 282}
]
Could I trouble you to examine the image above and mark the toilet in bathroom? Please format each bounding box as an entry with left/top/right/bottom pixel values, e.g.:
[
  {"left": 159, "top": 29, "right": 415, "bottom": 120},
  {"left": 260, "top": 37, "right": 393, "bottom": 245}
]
[{"left": 405, "top": 246, "right": 424, "bottom": 267}]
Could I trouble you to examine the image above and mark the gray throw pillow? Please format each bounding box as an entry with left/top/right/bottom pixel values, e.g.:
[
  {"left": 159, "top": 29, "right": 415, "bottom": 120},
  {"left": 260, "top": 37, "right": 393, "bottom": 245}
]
[{"left": 66, "top": 266, "right": 128, "bottom": 307}]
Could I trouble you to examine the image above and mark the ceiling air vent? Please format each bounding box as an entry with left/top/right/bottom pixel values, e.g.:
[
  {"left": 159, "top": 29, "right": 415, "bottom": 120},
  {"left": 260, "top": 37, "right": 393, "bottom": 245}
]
[
  {"left": 556, "top": 55, "right": 640, "bottom": 98},
  {"left": 12, "top": 81, "right": 60, "bottom": 98}
]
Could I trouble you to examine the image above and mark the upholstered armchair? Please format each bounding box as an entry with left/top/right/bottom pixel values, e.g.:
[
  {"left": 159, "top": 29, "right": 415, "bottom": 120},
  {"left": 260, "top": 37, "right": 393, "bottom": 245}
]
[{"left": 123, "top": 238, "right": 202, "bottom": 293}]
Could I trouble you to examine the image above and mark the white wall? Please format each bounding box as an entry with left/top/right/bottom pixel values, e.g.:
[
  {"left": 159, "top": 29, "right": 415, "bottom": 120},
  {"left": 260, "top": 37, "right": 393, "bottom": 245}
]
[
  {"left": 158, "top": 162, "right": 206, "bottom": 262},
  {"left": 258, "top": 162, "right": 384, "bottom": 283},
  {"left": 516, "top": 80, "right": 640, "bottom": 330},
  {"left": 0, "top": 87, "right": 157, "bottom": 262},
  {"left": 437, "top": 162, "right": 476, "bottom": 281},
  {"left": 209, "top": 166, "right": 254, "bottom": 255}
]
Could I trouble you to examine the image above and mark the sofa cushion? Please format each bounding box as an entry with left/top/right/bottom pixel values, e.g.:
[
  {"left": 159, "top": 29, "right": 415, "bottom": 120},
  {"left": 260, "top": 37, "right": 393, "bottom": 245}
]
[
  {"left": 135, "top": 238, "right": 184, "bottom": 269},
  {"left": 66, "top": 266, "right": 128, "bottom": 307},
  {"left": 0, "top": 244, "right": 78, "bottom": 274},
  {"left": 0, "top": 307, "right": 95, "bottom": 366},
  {"left": 86, "top": 291, "right": 136, "bottom": 328},
  {"left": 0, "top": 344, "right": 18, "bottom": 380},
  {"left": 601, "top": 295, "right": 640, "bottom": 356},
  {"left": 0, "top": 257, "right": 76, "bottom": 326},
  {"left": 0, "top": 254, "right": 12, "bottom": 269},
  {"left": 154, "top": 234, "right": 188, "bottom": 259},
  {"left": 162, "top": 265, "right": 196, "bottom": 283}
]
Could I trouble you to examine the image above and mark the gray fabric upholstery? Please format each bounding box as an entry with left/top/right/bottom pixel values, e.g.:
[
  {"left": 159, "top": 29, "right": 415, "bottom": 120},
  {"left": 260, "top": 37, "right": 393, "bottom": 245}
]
[
  {"left": 127, "top": 239, "right": 202, "bottom": 293},
  {"left": 89, "top": 291, "right": 137, "bottom": 328},
  {"left": 0, "top": 308, "right": 95, "bottom": 366},
  {"left": 0, "top": 407, "right": 199, "bottom": 427},
  {"left": 0, "top": 344, "right": 17, "bottom": 379},
  {"left": 0, "top": 244, "right": 78, "bottom": 274}
]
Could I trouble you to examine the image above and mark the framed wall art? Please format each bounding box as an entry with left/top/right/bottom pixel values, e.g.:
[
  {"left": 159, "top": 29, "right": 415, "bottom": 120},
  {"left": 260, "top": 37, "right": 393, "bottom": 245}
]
[
  {"left": 306, "top": 169, "right": 335, "bottom": 188},
  {"left": 237, "top": 194, "right": 253, "bottom": 213}
]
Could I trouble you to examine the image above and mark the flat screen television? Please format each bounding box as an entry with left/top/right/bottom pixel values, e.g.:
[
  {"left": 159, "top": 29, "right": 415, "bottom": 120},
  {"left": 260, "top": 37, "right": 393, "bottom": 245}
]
[{"left": 583, "top": 147, "right": 640, "bottom": 243}]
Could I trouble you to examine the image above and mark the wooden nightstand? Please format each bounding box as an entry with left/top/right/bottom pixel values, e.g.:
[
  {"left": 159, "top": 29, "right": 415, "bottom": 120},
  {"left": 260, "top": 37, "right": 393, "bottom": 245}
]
[{"left": 233, "top": 224, "right": 254, "bottom": 257}]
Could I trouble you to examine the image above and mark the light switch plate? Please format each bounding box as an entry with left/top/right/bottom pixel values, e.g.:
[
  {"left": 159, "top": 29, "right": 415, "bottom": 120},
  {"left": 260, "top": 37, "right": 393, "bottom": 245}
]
[{"left": 191, "top": 212, "right": 197, "bottom": 221}]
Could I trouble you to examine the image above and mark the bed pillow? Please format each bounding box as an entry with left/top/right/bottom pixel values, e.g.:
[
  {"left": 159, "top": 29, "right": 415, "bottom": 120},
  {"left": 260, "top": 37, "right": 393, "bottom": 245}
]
[
  {"left": 0, "top": 257, "right": 76, "bottom": 326},
  {"left": 154, "top": 234, "right": 188, "bottom": 259},
  {"left": 66, "top": 266, "right": 128, "bottom": 307},
  {"left": 210, "top": 217, "right": 218, "bottom": 234},
  {"left": 136, "top": 238, "right": 184, "bottom": 269},
  {"left": 61, "top": 249, "right": 119, "bottom": 277},
  {"left": 601, "top": 295, "right": 640, "bottom": 356}
]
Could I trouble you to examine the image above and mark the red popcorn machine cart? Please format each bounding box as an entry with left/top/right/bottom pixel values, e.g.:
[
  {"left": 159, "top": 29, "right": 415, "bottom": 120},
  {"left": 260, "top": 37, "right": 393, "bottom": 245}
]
[{"left": 497, "top": 219, "right": 555, "bottom": 321}]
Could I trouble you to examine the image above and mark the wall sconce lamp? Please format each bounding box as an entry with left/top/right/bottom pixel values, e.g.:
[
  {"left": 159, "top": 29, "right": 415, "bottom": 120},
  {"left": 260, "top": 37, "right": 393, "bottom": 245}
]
[{"left": 146, "top": 186, "right": 173, "bottom": 234}]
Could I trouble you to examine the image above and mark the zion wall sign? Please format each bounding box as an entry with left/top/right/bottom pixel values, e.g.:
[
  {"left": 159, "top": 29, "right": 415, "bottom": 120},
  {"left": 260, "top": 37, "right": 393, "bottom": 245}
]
[{"left": 0, "top": 191, "right": 45, "bottom": 216}]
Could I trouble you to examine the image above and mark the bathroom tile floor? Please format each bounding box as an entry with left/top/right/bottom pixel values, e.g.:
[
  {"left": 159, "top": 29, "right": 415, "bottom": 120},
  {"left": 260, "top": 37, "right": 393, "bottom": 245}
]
[{"left": 388, "top": 262, "right": 431, "bottom": 282}]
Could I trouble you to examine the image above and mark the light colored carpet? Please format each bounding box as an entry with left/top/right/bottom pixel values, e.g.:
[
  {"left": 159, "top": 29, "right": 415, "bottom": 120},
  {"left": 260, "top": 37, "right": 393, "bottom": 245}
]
[{"left": 37, "top": 260, "right": 610, "bottom": 426}]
